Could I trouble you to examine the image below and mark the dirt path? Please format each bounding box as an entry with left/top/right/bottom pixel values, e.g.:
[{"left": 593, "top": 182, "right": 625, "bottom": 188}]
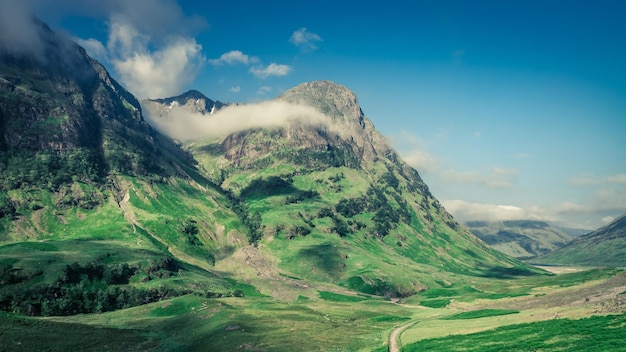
[{"left": 389, "top": 321, "right": 414, "bottom": 352}]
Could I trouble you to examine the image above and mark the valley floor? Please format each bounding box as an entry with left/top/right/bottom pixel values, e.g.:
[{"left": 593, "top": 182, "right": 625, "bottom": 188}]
[{"left": 1, "top": 267, "right": 624, "bottom": 351}]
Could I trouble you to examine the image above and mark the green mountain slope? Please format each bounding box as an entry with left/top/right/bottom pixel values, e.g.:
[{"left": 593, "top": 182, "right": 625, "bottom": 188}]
[
  {"left": 466, "top": 220, "right": 573, "bottom": 259},
  {"left": 0, "top": 18, "right": 248, "bottom": 315},
  {"left": 537, "top": 214, "right": 626, "bottom": 267}
]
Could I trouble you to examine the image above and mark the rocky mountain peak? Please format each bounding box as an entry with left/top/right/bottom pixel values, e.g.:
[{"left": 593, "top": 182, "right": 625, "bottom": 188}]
[
  {"left": 279, "top": 80, "right": 364, "bottom": 126},
  {"left": 149, "top": 90, "right": 226, "bottom": 115}
]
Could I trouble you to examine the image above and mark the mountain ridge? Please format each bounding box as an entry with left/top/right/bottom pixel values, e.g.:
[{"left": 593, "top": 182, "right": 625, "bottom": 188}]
[
  {"left": 466, "top": 219, "right": 573, "bottom": 259},
  {"left": 537, "top": 214, "right": 626, "bottom": 266}
]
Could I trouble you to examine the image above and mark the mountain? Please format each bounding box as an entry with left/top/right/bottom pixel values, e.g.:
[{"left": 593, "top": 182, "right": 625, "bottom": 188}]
[
  {"left": 147, "top": 89, "right": 227, "bottom": 116},
  {"left": 144, "top": 80, "right": 539, "bottom": 299},
  {"left": 0, "top": 18, "right": 248, "bottom": 315},
  {"left": 537, "top": 214, "right": 626, "bottom": 267},
  {"left": 466, "top": 220, "right": 573, "bottom": 259}
]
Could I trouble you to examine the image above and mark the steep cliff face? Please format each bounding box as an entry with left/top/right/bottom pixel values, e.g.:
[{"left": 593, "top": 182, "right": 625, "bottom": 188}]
[
  {"left": 277, "top": 80, "right": 389, "bottom": 164},
  {"left": 0, "top": 19, "right": 175, "bottom": 180},
  {"left": 0, "top": 19, "right": 244, "bottom": 269}
]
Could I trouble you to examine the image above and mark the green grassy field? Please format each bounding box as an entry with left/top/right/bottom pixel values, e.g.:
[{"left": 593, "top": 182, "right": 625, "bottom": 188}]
[
  {"left": 1, "top": 263, "right": 623, "bottom": 351},
  {"left": 402, "top": 313, "right": 626, "bottom": 352}
]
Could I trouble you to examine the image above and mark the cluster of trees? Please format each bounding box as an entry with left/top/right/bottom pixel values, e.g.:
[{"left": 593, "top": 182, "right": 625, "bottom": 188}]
[
  {"left": 0, "top": 148, "right": 106, "bottom": 217},
  {"left": 318, "top": 181, "right": 411, "bottom": 237},
  {"left": 0, "top": 258, "right": 186, "bottom": 316},
  {"left": 181, "top": 218, "right": 201, "bottom": 245},
  {"left": 0, "top": 149, "right": 101, "bottom": 192},
  {"left": 284, "top": 190, "right": 319, "bottom": 205},
  {"left": 225, "top": 190, "right": 263, "bottom": 245}
]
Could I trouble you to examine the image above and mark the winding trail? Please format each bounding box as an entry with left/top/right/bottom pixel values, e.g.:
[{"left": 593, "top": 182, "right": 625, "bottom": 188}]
[{"left": 389, "top": 321, "right": 414, "bottom": 352}]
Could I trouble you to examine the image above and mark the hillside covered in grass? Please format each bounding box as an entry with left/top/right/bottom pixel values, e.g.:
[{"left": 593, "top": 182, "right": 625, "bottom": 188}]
[{"left": 537, "top": 214, "right": 626, "bottom": 267}]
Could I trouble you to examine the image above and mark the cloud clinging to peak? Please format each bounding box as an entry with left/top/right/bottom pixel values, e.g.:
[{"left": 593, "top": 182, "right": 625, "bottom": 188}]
[{"left": 289, "top": 27, "right": 323, "bottom": 51}]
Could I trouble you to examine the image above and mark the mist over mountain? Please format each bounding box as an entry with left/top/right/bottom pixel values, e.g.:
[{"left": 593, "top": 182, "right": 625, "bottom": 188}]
[{"left": 142, "top": 93, "right": 331, "bottom": 141}]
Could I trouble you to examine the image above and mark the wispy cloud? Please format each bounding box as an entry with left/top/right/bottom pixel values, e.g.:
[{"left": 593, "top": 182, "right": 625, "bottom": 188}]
[
  {"left": 257, "top": 86, "right": 272, "bottom": 95},
  {"left": 209, "top": 50, "right": 290, "bottom": 80},
  {"left": 289, "top": 27, "right": 323, "bottom": 51},
  {"left": 441, "top": 166, "right": 519, "bottom": 189},
  {"left": 441, "top": 199, "right": 556, "bottom": 223},
  {"left": 391, "top": 131, "right": 439, "bottom": 174},
  {"left": 250, "top": 63, "right": 292, "bottom": 79},
  {"left": 229, "top": 86, "right": 241, "bottom": 93},
  {"left": 208, "top": 50, "right": 259, "bottom": 66},
  {"left": 569, "top": 173, "right": 626, "bottom": 186}
]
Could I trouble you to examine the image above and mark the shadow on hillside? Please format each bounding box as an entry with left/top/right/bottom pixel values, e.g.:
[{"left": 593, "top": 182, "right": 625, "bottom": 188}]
[
  {"left": 479, "top": 266, "right": 538, "bottom": 279},
  {"left": 298, "top": 243, "right": 345, "bottom": 280},
  {"left": 240, "top": 176, "right": 299, "bottom": 198}
]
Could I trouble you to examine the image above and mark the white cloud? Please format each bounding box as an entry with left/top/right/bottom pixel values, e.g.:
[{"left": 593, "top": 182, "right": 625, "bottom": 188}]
[
  {"left": 229, "top": 86, "right": 241, "bottom": 93},
  {"left": 601, "top": 216, "right": 615, "bottom": 224},
  {"left": 249, "top": 63, "right": 292, "bottom": 79},
  {"left": 608, "top": 174, "right": 626, "bottom": 183},
  {"left": 257, "top": 86, "right": 272, "bottom": 95},
  {"left": 441, "top": 199, "right": 556, "bottom": 223},
  {"left": 441, "top": 166, "right": 518, "bottom": 189},
  {"left": 390, "top": 131, "right": 439, "bottom": 174},
  {"left": 108, "top": 29, "right": 204, "bottom": 98},
  {"left": 289, "top": 27, "right": 323, "bottom": 51},
  {"left": 570, "top": 173, "right": 626, "bottom": 186},
  {"left": 70, "top": 7, "right": 206, "bottom": 99},
  {"left": 74, "top": 37, "right": 108, "bottom": 61},
  {"left": 143, "top": 100, "right": 329, "bottom": 141},
  {"left": 208, "top": 50, "right": 259, "bottom": 66}
]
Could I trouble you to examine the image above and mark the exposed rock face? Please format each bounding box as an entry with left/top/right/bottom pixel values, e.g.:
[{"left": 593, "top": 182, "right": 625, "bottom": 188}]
[
  {"left": 277, "top": 80, "right": 390, "bottom": 164},
  {"left": 146, "top": 90, "right": 227, "bottom": 117}
]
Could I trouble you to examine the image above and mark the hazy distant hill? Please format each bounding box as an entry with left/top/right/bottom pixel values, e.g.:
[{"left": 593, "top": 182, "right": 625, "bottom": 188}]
[
  {"left": 537, "top": 215, "right": 626, "bottom": 267},
  {"left": 466, "top": 220, "right": 572, "bottom": 259}
]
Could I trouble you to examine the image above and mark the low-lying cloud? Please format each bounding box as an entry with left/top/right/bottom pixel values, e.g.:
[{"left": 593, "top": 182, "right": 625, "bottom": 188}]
[
  {"left": 442, "top": 199, "right": 556, "bottom": 224},
  {"left": 143, "top": 100, "right": 330, "bottom": 141}
]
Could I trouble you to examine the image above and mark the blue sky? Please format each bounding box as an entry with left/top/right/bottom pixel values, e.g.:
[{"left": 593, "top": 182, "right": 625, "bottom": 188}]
[{"left": 27, "top": 0, "right": 626, "bottom": 229}]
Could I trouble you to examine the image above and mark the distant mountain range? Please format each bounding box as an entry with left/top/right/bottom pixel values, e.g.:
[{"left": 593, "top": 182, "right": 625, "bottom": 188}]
[
  {"left": 465, "top": 220, "right": 573, "bottom": 260},
  {"left": 536, "top": 214, "right": 626, "bottom": 267}
]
